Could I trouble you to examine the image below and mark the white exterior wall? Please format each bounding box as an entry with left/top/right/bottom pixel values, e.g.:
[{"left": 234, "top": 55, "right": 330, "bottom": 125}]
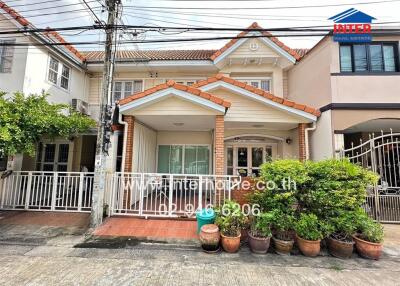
[
  {"left": 0, "top": 14, "right": 28, "bottom": 94},
  {"left": 310, "top": 110, "right": 334, "bottom": 160},
  {"left": 133, "top": 122, "right": 157, "bottom": 173},
  {"left": 22, "top": 45, "right": 88, "bottom": 104}
]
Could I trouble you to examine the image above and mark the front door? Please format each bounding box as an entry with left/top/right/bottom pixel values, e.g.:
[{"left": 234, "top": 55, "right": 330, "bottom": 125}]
[
  {"left": 36, "top": 141, "right": 72, "bottom": 171},
  {"left": 226, "top": 144, "right": 276, "bottom": 176}
]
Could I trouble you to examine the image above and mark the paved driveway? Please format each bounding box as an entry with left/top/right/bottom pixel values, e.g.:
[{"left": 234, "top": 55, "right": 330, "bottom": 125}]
[{"left": 0, "top": 212, "right": 399, "bottom": 286}]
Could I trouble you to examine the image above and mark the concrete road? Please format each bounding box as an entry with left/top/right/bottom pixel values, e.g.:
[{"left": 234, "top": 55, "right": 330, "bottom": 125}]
[{"left": 0, "top": 234, "right": 400, "bottom": 286}]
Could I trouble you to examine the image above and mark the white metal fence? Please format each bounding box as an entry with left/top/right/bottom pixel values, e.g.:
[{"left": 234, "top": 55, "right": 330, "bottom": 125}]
[
  {"left": 0, "top": 171, "right": 94, "bottom": 212},
  {"left": 337, "top": 131, "right": 400, "bottom": 223},
  {"left": 107, "top": 173, "right": 241, "bottom": 218}
]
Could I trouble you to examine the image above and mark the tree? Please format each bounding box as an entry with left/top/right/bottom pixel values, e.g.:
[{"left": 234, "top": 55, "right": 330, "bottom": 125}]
[{"left": 0, "top": 91, "right": 96, "bottom": 157}]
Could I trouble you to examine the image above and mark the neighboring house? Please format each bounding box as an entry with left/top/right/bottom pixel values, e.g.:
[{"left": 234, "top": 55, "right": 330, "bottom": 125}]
[
  {"left": 288, "top": 29, "right": 400, "bottom": 160},
  {"left": 83, "top": 23, "right": 319, "bottom": 177},
  {"left": 0, "top": 2, "right": 96, "bottom": 172}
]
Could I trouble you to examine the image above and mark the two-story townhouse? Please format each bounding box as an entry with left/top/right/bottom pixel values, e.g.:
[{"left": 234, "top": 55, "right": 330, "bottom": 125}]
[
  {"left": 0, "top": 2, "right": 97, "bottom": 173},
  {"left": 83, "top": 23, "right": 320, "bottom": 178},
  {"left": 288, "top": 30, "right": 400, "bottom": 161}
]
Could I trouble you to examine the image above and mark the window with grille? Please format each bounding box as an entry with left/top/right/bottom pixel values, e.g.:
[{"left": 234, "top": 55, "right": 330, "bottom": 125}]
[
  {"left": 112, "top": 80, "right": 143, "bottom": 103},
  {"left": 48, "top": 56, "right": 70, "bottom": 90},
  {"left": 0, "top": 39, "right": 15, "bottom": 73}
]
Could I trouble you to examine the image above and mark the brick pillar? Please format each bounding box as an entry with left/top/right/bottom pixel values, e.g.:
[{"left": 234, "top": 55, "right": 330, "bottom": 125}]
[
  {"left": 298, "top": 123, "right": 307, "bottom": 161},
  {"left": 122, "top": 115, "right": 134, "bottom": 210},
  {"left": 215, "top": 115, "right": 225, "bottom": 175},
  {"left": 124, "top": 115, "right": 134, "bottom": 172}
]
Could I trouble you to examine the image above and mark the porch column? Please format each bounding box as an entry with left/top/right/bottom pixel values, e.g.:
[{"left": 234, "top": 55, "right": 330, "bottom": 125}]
[
  {"left": 298, "top": 123, "right": 307, "bottom": 161},
  {"left": 215, "top": 115, "right": 225, "bottom": 175},
  {"left": 123, "top": 115, "right": 135, "bottom": 172}
]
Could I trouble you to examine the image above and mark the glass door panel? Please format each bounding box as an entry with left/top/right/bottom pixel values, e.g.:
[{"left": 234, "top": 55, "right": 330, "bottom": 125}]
[
  {"left": 196, "top": 146, "right": 209, "bottom": 175},
  {"left": 226, "top": 147, "right": 233, "bottom": 175},
  {"left": 184, "top": 146, "right": 197, "bottom": 174},
  {"left": 251, "top": 147, "right": 263, "bottom": 176},
  {"left": 57, "top": 144, "right": 69, "bottom": 172},
  {"left": 42, "top": 144, "right": 56, "bottom": 171},
  {"left": 157, "top": 145, "right": 170, "bottom": 173},
  {"left": 170, "top": 146, "right": 183, "bottom": 174},
  {"left": 237, "top": 147, "right": 248, "bottom": 176}
]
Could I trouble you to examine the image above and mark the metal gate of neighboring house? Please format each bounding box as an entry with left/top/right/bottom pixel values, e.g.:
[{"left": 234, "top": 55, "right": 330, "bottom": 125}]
[
  {"left": 107, "top": 173, "right": 240, "bottom": 218},
  {"left": 338, "top": 131, "right": 400, "bottom": 223}
]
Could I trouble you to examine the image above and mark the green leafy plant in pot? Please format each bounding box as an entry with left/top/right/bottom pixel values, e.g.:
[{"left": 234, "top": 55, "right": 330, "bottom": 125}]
[
  {"left": 248, "top": 212, "right": 274, "bottom": 254},
  {"left": 214, "top": 200, "right": 246, "bottom": 253},
  {"left": 352, "top": 210, "right": 384, "bottom": 260},
  {"left": 270, "top": 209, "right": 295, "bottom": 255},
  {"left": 327, "top": 210, "right": 358, "bottom": 259},
  {"left": 294, "top": 213, "right": 330, "bottom": 257}
]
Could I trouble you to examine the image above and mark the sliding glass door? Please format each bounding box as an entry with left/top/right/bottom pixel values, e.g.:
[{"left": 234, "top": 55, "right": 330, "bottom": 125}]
[{"left": 157, "top": 145, "right": 210, "bottom": 175}]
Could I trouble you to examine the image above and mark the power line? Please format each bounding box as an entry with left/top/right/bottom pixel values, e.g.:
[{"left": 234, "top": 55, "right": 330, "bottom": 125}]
[
  {"left": 0, "top": 0, "right": 99, "bottom": 14},
  {"left": 125, "top": 0, "right": 400, "bottom": 10}
]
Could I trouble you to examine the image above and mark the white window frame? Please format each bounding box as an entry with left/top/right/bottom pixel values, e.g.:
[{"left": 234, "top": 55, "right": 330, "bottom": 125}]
[
  {"left": 171, "top": 79, "right": 200, "bottom": 86},
  {"left": 156, "top": 144, "right": 212, "bottom": 175},
  {"left": 47, "top": 55, "right": 71, "bottom": 91},
  {"left": 112, "top": 80, "right": 144, "bottom": 103},
  {"left": 234, "top": 77, "right": 272, "bottom": 92},
  {"left": 225, "top": 143, "right": 277, "bottom": 176}
]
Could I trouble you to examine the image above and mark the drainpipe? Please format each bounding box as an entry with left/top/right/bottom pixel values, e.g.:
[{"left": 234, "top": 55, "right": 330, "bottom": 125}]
[
  {"left": 305, "top": 122, "right": 317, "bottom": 160},
  {"left": 118, "top": 109, "right": 128, "bottom": 173}
]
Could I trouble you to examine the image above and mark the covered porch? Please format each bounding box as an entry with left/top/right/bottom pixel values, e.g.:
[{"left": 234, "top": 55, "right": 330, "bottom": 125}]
[{"left": 116, "top": 75, "right": 319, "bottom": 177}]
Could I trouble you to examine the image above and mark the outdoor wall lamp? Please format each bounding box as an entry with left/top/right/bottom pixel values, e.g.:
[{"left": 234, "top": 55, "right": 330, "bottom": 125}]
[{"left": 286, "top": 138, "right": 292, "bottom": 144}]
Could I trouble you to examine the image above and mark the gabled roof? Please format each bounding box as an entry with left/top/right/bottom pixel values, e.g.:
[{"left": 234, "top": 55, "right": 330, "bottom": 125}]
[
  {"left": 83, "top": 50, "right": 217, "bottom": 61},
  {"left": 192, "top": 74, "right": 321, "bottom": 117},
  {"left": 0, "top": 1, "right": 85, "bottom": 63},
  {"left": 118, "top": 80, "right": 231, "bottom": 108},
  {"left": 0, "top": 1, "right": 29, "bottom": 26},
  {"left": 328, "top": 8, "right": 376, "bottom": 23},
  {"left": 210, "top": 22, "right": 303, "bottom": 62}
]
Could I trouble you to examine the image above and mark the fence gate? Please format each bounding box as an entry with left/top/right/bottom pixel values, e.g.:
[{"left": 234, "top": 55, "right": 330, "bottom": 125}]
[
  {"left": 107, "top": 173, "right": 239, "bottom": 218},
  {"left": 338, "top": 131, "right": 400, "bottom": 223}
]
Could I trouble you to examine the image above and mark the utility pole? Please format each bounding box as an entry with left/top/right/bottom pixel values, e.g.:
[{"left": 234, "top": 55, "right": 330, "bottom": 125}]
[{"left": 91, "top": 0, "right": 119, "bottom": 227}]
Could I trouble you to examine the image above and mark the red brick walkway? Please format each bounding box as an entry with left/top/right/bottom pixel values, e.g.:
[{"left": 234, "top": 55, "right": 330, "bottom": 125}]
[
  {"left": 0, "top": 211, "right": 90, "bottom": 228},
  {"left": 93, "top": 217, "right": 198, "bottom": 240}
]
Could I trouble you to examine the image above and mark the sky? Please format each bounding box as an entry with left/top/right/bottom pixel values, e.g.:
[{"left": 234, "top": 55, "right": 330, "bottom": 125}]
[{"left": 4, "top": 0, "right": 400, "bottom": 51}]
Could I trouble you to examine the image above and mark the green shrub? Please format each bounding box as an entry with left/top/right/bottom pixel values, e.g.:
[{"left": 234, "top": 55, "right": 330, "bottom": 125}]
[
  {"left": 352, "top": 209, "right": 384, "bottom": 243},
  {"left": 214, "top": 200, "right": 246, "bottom": 237},
  {"left": 260, "top": 159, "right": 309, "bottom": 190},
  {"left": 249, "top": 212, "right": 274, "bottom": 238},
  {"left": 298, "top": 159, "right": 379, "bottom": 218},
  {"left": 294, "top": 213, "right": 331, "bottom": 241},
  {"left": 248, "top": 188, "right": 296, "bottom": 214}
]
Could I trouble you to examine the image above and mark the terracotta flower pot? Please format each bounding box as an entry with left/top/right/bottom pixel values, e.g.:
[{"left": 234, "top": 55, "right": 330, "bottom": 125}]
[
  {"left": 248, "top": 231, "right": 271, "bottom": 254},
  {"left": 199, "top": 224, "right": 220, "bottom": 253},
  {"left": 296, "top": 234, "right": 321, "bottom": 257},
  {"left": 352, "top": 234, "right": 383, "bottom": 260},
  {"left": 327, "top": 236, "right": 354, "bottom": 259},
  {"left": 272, "top": 236, "right": 294, "bottom": 255},
  {"left": 221, "top": 233, "right": 241, "bottom": 253}
]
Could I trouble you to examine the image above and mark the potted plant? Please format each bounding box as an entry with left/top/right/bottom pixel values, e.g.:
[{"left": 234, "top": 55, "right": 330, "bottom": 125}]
[
  {"left": 214, "top": 200, "right": 246, "bottom": 253},
  {"left": 327, "top": 211, "right": 357, "bottom": 259},
  {"left": 353, "top": 211, "right": 384, "bottom": 260},
  {"left": 271, "top": 210, "right": 295, "bottom": 255},
  {"left": 248, "top": 212, "right": 274, "bottom": 254},
  {"left": 294, "top": 213, "right": 328, "bottom": 257}
]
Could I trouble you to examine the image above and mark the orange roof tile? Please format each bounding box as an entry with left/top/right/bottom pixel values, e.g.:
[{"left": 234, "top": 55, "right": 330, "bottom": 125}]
[
  {"left": 118, "top": 80, "right": 231, "bottom": 109},
  {"left": 0, "top": 1, "right": 29, "bottom": 26},
  {"left": 210, "top": 22, "right": 303, "bottom": 62},
  {"left": 192, "top": 74, "right": 321, "bottom": 117},
  {"left": 0, "top": 2, "right": 85, "bottom": 63}
]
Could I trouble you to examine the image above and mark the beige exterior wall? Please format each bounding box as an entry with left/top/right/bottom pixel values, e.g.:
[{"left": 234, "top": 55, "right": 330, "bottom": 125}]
[
  {"left": 157, "top": 131, "right": 212, "bottom": 145},
  {"left": 130, "top": 96, "right": 220, "bottom": 116},
  {"left": 211, "top": 88, "right": 308, "bottom": 123},
  {"left": 332, "top": 109, "right": 400, "bottom": 131},
  {"left": 288, "top": 37, "right": 333, "bottom": 109}
]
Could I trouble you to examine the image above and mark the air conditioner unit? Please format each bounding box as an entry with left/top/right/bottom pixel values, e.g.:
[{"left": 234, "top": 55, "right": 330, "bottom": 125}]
[{"left": 71, "top": 98, "right": 90, "bottom": 116}]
